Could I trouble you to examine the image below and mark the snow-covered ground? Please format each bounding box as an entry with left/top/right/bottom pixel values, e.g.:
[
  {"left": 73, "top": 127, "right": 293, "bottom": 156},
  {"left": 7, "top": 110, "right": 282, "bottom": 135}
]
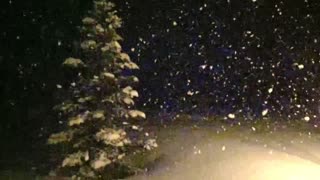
[{"left": 129, "top": 124, "right": 320, "bottom": 180}]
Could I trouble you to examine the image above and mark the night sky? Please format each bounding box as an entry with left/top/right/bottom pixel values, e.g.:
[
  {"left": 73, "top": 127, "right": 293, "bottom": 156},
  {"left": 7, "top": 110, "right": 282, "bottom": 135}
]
[
  {"left": 116, "top": 0, "right": 320, "bottom": 119},
  {"left": 1, "top": 0, "right": 320, "bottom": 136}
]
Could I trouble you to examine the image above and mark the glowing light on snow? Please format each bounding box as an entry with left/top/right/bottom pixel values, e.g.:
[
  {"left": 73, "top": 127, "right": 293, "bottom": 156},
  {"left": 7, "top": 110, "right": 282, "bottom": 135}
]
[{"left": 251, "top": 158, "right": 320, "bottom": 180}]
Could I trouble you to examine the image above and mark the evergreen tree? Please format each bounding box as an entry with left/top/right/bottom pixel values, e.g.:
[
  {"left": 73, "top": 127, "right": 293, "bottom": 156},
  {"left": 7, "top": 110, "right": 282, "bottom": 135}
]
[{"left": 48, "top": 0, "right": 157, "bottom": 179}]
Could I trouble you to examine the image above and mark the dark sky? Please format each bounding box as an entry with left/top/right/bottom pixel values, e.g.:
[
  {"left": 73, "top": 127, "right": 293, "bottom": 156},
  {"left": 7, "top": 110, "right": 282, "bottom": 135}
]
[
  {"left": 1, "top": 0, "right": 320, "bottom": 124},
  {"left": 116, "top": 0, "right": 320, "bottom": 117}
]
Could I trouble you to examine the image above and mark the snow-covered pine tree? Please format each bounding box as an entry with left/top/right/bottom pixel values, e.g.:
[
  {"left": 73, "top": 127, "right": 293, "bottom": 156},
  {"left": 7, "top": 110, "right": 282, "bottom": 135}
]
[{"left": 48, "top": 0, "right": 157, "bottom": 179}]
